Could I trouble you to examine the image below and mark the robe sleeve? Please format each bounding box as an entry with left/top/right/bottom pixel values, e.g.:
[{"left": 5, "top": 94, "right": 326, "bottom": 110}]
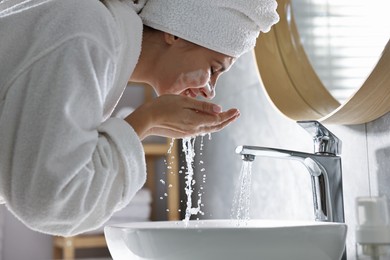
[{"left": 0, "top": 35, "right": 146, "bottom": 236}]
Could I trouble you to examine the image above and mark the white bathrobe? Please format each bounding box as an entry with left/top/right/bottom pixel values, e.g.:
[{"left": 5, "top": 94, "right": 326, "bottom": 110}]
[{"left": 0, "top": 0, "right": 146, "bottom": 236}]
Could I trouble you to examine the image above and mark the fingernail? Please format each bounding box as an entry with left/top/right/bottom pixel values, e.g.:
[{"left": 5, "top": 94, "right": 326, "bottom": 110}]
[{"left": 213, "top": 105, "right": 222, "bottom": 113}]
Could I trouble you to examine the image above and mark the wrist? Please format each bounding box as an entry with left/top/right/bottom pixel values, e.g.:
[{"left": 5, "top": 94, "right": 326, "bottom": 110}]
[{"left": 125, "top": 103, "right": 153, "bottom": 140}]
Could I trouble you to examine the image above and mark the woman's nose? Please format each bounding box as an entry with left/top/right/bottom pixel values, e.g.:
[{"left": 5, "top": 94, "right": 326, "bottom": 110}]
[{"left": 201, "top": 82, "right": 216, "bottom": 99}]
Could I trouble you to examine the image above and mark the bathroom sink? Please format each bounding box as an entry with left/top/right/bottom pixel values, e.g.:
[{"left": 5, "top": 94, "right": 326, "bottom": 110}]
[{"left": 104, "top": 219, "right": 347, "bottom": 260}]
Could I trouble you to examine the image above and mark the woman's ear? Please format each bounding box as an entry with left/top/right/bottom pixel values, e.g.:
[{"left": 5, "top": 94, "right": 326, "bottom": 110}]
[{"left": 164, "top": 33, "right": 179, "bottom": 45}]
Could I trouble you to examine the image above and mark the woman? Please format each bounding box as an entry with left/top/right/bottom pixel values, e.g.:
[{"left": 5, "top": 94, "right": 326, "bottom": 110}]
[{"left": 0, "top": 0, "right": 278, "bottom": 235}]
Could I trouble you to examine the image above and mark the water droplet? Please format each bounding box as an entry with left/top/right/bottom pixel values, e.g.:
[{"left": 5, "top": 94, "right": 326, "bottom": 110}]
[{"left": 167, "top": 138, "right": 175, "bottom": 154}]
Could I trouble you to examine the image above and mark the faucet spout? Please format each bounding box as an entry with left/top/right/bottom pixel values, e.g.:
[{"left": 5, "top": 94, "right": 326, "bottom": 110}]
[
  {"left": 235, "top": 121, "right": 346, "bottom": 260},
  {"left": 235, "top": 145, "right": 344, "bottom": 223}
]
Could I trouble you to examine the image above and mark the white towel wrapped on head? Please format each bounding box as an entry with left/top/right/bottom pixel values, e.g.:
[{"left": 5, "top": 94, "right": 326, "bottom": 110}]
[{"left": 139, "top": 0, "right": 279, "bottom": 57}]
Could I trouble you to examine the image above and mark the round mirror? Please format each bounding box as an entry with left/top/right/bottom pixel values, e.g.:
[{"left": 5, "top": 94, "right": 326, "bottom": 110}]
[
  {"left": 254, "top": 0, "right": 390, "bottom": 124},
  {"left": 292, "top": 0, "right": 390, "bottom": 103}
]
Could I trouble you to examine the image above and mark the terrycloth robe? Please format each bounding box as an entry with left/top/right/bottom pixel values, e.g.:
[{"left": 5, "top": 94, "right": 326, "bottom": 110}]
[{"left": 0, "top": 0, "right": 146, "bottom": 236}]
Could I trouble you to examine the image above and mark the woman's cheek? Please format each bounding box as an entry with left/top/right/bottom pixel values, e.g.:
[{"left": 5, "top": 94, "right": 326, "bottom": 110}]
[{"left": 174, "top": 69, "right": 210, "bottom": 90}]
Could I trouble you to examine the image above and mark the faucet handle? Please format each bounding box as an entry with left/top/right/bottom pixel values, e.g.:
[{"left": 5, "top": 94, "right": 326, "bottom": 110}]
[{"left": 297, "top": 120, "right": 342, "bottom": 155}]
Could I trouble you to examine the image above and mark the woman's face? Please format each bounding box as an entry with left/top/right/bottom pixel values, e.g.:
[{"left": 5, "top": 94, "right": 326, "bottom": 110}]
[{"left": 153, "top": 37, "right": 236, "bottom": 99}]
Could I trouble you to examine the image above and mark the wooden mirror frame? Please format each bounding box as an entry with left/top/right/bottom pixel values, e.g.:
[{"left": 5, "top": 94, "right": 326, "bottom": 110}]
[{"left": 254, "top": 0, "right": 390, "bottom": 125}]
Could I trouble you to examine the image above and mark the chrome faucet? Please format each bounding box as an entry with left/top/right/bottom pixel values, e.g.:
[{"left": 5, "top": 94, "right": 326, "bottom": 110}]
[{"left": 235, "top": 120, "right": 346, "bottom": 259}]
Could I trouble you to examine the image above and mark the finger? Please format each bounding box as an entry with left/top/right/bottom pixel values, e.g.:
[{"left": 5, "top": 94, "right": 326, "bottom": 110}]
[
  {"left": 180, "top": 109, "right": 239, "bottom": 136},
  {"left": 204, "top": 111, "right": 240, "bottom": 133},
  {"left": 186, "top": 98, "right": 223, "bottom": 114},
  {"left": 190, "top": 109, "right": 240, "bottom": 135},
  {"left": 148, "top": 110, "right": 240, "bottom": 138},
  {"left": 217, "top": 108, "right": 240, "bottom": 122},
  {"left": 147, "top": 127, "right": 186, "bottom": 138},
  {"left": 204, "top": 108, "right": 240, "bottom": 127}
]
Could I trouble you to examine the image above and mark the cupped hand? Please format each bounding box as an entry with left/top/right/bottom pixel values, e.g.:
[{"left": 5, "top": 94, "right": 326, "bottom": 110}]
[{"left": 125, "top": 94, "right": 240, "bottom": 140}]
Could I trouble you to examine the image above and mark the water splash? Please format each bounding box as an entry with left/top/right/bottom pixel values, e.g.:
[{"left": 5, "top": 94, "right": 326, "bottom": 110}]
[
  {"left": 163, "top": 136, "right": 208, "bottom": 224},
  {"left": 231, "top": 161, "right": 254, "bottom": 222},
  {"left": 198, "top": 136, "right": 206, "bottom": 216},
  {"left": 160, "top": 139, "right": 176, "bottom": 205},
  {"left": 167, "top": 138, "right": 175, "bottom": 154},
  {"left": 182, "top": 137, "right": 204, "bottom": 224}
]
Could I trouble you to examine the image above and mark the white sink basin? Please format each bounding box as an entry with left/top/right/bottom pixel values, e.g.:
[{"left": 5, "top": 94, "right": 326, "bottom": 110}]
[{"left": 104, "top": 219, "right": 347, "bottom": 260}]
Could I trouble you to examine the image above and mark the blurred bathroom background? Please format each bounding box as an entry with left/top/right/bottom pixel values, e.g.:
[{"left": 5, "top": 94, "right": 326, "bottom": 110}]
[
  {"left": 1, "top": 0, "right": 390, "bottom": 259},
  {"left": 2, "top": 49, "right": 389, "bottom": 260}
]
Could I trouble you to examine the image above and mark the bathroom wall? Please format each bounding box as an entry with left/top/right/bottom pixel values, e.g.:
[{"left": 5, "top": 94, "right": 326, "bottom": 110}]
[{"left": 195, "top": 51, "right": 390, "bottom": 259}]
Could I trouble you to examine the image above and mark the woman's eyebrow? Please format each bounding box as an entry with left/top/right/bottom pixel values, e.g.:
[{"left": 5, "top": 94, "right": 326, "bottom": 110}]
[{"left": 217, "top": 57, "right": 235, "bottom": 72}]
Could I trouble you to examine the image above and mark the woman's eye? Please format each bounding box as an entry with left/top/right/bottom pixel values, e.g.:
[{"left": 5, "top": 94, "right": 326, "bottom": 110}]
[{"left": 211, "top": 67, "right": 220, "bottom": 75}]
